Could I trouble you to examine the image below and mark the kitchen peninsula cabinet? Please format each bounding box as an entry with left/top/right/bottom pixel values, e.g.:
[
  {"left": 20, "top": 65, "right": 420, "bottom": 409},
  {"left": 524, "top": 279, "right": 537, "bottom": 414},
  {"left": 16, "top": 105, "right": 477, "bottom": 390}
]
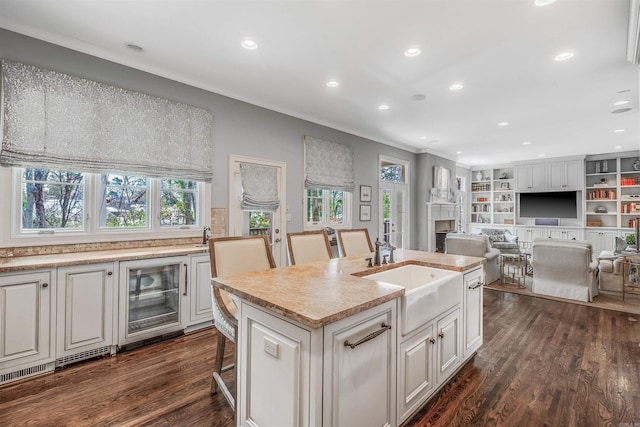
[
  {"left": 0, "top": 270, "right": 55, "bottom": 383},
  {"left": 187, "top": 255, "right": 213, "bottom": 328},
  {"left": 56, "top": 263, "right": 117, "bottom": 366},
  {"left": 463, "top": 267, "right": 483, "bottom": 358}
]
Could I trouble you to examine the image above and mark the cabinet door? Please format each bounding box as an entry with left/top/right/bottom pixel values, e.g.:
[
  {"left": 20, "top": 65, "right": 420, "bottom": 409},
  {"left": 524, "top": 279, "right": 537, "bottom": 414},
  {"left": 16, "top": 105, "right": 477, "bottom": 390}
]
[
  {"left": 398, "top": 325, "right": 434, "bottom": 424},
  {"left": 56, "top": 263, "right": 115, "bottom": 360},
  {"left": 515, "top": 165, "right": 532, "bottom": 191},
  {"left": 324, "top": 300, "right": 396, "bottom": 427},
  {"left": 239, "top": 304, "right": 311, "bottom": 427},
  {"left": 530, "top": 163, "right": 546, "bottom": 190},
  {"left": 563, "top": 160, "right": 583, "bottom": 190},
  {"left": 187, "top": 255, "right": 213, "bottom": 326},
  {"left": 436, "top": 308, "right": 461, "bottom": 384},
  {"left": 463, "top": 268, "right": 483, "bottom": 358},
  {"left": 0, "top": 271, "right": 54, "bottom": 370},
  {"left": 547, "top": 162, "right": 565, "bottom": 190}
]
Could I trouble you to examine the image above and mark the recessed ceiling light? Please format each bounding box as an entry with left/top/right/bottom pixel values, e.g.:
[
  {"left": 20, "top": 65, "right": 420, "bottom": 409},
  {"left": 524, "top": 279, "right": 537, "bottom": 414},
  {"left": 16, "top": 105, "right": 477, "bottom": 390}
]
[
  {"left": 612, "top": 107, "right": 632, "bottom": 114},
  {"left": 326, "top": 80, "right": 339, "bottom": 88},
  {"left": 241, "top": 39, "right": 258, "bottom": 50},
  {"left": 125, "top": 43, "right": 144, "bottom": 52},
  {"left": 535, "top": 0, "right": 557, "bottom": 6},
  {"left": 613, "top": 100, "right": 629, "bottom": 106},
  {"left": 456, "top": 151, "right": 462, "bottom": 154},
  {"left": 522, "top": 141, "right": 531, "bottom": 145},
  {"left": 404, "top": 47, "right": 421, "bottom": 57},
  {"left": 538, "top": 154, "right": 546, "bottom": 157},
  {"left": 497, "top": 122, "right": 509, "bottom": 127},
  {"left": 614, "top": 129, "right": 625, "bottom": 133},
  {"left": 378, "top": 104, "right": 390, "bottom": 110},
  {"left": 615, "top": 145, "right": 623, "bottom": 149},
  {"left": 554, "top": 51, "right": 574, "bottom": 61},
  {"left": 419, "top": 136, "right": 428, "bottom": 140},
  {"left": 449, "top": 82, "right": 464, "bottom": 91}
]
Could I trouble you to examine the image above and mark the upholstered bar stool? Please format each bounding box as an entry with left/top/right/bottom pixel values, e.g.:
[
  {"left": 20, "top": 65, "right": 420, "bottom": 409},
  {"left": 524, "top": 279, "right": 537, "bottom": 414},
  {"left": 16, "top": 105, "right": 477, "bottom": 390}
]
[
  {"left": 208, "top": 235, "right": 276, "bottom": 411},
  {"left": 337, "top": 228, "right": 374, "bottom": 257},
  {"left": 286, "top": 230, "right": 333, "bottom": 265}
]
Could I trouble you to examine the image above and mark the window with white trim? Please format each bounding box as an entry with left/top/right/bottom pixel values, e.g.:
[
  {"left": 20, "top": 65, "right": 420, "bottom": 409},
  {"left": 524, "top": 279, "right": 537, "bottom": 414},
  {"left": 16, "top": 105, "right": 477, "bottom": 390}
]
[
  {"left": 304, "top": 189, "right": 351, "bottom": 229},
  {"left": 15, "top": 167, "right": 203, "bottom": 236}
]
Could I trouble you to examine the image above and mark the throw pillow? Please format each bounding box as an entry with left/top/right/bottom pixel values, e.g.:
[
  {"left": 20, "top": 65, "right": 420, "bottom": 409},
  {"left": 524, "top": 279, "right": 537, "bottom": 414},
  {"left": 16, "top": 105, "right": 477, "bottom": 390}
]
[{"left": 615, "top": 237, "right": 626, "bottom": 254}]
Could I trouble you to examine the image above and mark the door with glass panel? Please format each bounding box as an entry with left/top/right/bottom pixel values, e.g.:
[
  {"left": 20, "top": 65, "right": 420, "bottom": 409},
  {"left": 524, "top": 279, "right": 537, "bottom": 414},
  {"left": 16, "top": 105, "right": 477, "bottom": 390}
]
[
  {"left": 379, "top": 156, "right": 409, "bottom": 250},
  {"left": 229, "top": 156, "right": 286, "bottom": 266}
]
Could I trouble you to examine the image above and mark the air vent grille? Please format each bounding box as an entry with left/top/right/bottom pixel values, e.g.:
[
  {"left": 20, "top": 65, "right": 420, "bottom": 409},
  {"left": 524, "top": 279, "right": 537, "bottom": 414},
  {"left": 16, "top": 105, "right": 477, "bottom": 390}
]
[
  {"left": 56, "top": 346, "right": 111, "bottom": 367},
  {"left": 0, "top": 363, "right": 51, "bottom": 385}
]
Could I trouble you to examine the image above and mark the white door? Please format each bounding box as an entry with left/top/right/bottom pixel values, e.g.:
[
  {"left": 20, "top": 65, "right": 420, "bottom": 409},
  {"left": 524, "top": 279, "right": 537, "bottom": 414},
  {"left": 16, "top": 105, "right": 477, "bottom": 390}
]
[
  {"left": 380, "top": 182, "right": 408, "bottom": 249},
  {"left": 229, "top": 155, "right": 286, "bottom": 267}
]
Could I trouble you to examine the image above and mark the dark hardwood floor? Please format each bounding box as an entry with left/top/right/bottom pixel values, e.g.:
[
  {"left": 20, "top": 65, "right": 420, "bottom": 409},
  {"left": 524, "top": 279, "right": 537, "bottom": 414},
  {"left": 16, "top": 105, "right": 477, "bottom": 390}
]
[{"left": 1, "top": 289, "right": 639, "bottom": 426}]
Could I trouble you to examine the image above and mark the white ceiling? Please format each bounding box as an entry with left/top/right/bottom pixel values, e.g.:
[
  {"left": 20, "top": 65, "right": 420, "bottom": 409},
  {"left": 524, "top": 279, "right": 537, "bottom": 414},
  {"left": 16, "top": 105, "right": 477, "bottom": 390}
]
[{"left": 0, "top": 0, "right": 638, "bottom": 167}]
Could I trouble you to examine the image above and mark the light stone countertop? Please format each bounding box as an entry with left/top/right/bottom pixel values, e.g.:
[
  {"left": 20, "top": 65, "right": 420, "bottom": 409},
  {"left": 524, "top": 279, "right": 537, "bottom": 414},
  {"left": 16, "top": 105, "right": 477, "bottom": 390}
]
[
  {"left": 212, "top": 249, "right": 485, "bottom": 329},
  {"left": 0, "top": 244, "right": 209, "bottom": 273}
]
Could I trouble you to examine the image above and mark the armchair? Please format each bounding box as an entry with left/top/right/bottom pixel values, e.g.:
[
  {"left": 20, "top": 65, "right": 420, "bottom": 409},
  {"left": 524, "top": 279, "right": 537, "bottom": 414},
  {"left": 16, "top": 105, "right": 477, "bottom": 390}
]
[
  {"left": 445, "top": 233, "right": 500, "bottom": 284},
  {"left": 530, "top": 239, "right": 598, "bottom": 302}
]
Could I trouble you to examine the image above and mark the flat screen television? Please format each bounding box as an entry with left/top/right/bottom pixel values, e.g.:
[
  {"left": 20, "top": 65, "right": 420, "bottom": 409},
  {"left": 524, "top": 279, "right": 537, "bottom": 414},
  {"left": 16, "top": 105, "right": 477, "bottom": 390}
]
[{"left": 519, "top": 191, "right": 578, "bottom": 219}]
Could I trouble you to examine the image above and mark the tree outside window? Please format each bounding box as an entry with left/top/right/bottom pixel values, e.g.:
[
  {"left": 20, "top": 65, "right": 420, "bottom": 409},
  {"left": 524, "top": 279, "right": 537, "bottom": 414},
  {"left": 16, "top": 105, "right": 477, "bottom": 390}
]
[
  {"left": 305, "top": 188, "right": 349, "bottom": 227},
  {"left": 100, "top": 174, "right": 147, "bottom": 228},
  {"left": 160, "top": 178, "right": 198, "bottom": 226},
  {"left": 21, "top": 168, "right": 84, "bottom": 230}
]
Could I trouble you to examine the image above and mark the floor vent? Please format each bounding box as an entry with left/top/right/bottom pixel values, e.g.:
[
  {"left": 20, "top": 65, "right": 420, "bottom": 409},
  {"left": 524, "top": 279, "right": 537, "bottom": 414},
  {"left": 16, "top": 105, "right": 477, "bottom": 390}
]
[
  {"left": 0, "top": 363, "right": 51, "bottom": 385},
  {"left": 56, "top": 346, "right": 112, "bottom": 367}
]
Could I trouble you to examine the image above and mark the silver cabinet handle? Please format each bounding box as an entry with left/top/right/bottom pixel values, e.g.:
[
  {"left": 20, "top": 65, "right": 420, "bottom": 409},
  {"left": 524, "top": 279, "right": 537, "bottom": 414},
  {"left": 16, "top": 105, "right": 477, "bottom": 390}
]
[
  {"left": 183, "top": 263, "right": 188, "bottom": 296},
  {"left": 344, "top": 323, "right": 391, "bottom": 349},
  {"left": 42, "top": 282, "right": 48, "bottom": 288}
]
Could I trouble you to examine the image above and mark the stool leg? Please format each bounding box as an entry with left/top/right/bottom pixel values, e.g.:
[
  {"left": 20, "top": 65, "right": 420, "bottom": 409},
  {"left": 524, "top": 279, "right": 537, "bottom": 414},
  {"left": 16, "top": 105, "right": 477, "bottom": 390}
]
[{"left": 211, "top": 331, "right": 226, "bottom": 394}]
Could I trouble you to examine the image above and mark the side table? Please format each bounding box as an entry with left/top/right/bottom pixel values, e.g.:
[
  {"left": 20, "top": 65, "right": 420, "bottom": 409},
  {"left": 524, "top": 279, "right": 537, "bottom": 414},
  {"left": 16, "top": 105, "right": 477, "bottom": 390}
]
[{"left": 500, "top": 253, "right": 528, "bottom": 288}]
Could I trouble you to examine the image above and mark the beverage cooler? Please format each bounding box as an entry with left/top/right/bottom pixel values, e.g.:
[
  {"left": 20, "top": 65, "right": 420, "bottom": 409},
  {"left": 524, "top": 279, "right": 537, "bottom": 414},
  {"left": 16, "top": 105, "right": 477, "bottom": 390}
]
[{"left": 118, "top": 257, "right": 188, "bottom": 348}]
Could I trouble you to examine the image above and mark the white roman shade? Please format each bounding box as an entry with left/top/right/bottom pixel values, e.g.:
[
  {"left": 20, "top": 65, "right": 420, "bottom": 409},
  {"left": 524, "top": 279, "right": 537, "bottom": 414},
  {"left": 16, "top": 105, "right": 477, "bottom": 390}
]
[
  {"left": 240, "top": 162, "right": 280, "bottom": 211},
  {"left": 304, "top": 135, "right": 355, "bottom": 192},
  {"left": 0, "top": 60, "right": 213, "bottom": 181}
]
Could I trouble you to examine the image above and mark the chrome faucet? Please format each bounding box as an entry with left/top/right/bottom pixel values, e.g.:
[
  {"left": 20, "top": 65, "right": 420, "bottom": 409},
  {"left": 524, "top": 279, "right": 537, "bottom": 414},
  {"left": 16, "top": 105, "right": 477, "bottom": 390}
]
[{"left": 202, "top": 226, "right": 211, "bottom": 245}]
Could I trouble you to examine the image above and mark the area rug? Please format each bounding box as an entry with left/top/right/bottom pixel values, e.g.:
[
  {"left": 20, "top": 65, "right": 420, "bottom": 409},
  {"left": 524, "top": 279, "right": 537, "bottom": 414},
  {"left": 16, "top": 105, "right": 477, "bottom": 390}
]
[{"left": 485, "top": 279, "right": 640, "bottom": 315}]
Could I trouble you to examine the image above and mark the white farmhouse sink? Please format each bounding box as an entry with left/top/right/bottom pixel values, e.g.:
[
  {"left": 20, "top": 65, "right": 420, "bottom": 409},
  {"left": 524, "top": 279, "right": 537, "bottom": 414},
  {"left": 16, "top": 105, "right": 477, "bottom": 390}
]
[{"left": 364, "top": 264, "right": 463, "bottom": 336}]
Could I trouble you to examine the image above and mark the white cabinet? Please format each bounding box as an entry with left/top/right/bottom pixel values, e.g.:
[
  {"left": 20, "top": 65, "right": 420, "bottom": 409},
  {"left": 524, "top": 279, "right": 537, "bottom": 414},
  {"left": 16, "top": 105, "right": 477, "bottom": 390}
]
[
  {"left": 463, "top": 267, "right": 483, "bottom": 358},
  {"left": 515, "top": 227, "right": 545, "bottom": 243},
  {"left": 0, "top": 270, "right": 56, "bottom": 382},
  {"left": 547, "top": 228, "right": 582, "bottom": 241},
  {"left": 397, "top": 324, "right": 435, "bottom": 423},
  {"left": 56, "top": 263, "right": 117, "bottom": 366},
  {"left": 548, "top": 160, "right": 583, "bottom": 191},
  {"left": 585, "top": 229, "right": 617, "bottom": 255},
  {"left": 436, "top": 308, "right": 461, "bottom": 384},
  {"left": 324, "top": 300, "right": 397, "bottom": 427},
  {"left": 186, "top": 255, "right": 213, "bottom": 328},
  {"left": 515, "top": 163, "right": 546, "bottom": 192},
  {"left": 239, "top": 303, "right": 312, "bottom": 427}
]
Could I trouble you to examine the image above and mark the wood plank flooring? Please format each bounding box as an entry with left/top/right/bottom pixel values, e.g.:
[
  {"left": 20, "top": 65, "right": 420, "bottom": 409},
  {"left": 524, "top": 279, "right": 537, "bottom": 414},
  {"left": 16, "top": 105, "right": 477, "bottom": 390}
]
[{"left": 1, "top": 289, "right": 639, "bottom": 426}]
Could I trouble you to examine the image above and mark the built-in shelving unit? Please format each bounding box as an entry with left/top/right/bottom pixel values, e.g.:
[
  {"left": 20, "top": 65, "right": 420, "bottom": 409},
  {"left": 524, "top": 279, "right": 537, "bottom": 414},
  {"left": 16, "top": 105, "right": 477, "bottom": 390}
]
[
  {"left": 585, "top": 155, "right": 640, "bottom": 229},
  {"left": 470, "top": 166, "right": 515, "bottom": 225}
]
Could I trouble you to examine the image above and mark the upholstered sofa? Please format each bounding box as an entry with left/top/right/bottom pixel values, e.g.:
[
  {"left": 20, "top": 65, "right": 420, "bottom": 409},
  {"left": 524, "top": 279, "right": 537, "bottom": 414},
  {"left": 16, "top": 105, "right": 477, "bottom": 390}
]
[
  {"left": 481, "top": 228, "right": 520, "bottom": 254},
  {"left": 445, "top": 233, "right": 500, "bottom": 284},
  {"left": 530, "top": 239, "right": 599, "bottom": 302}
]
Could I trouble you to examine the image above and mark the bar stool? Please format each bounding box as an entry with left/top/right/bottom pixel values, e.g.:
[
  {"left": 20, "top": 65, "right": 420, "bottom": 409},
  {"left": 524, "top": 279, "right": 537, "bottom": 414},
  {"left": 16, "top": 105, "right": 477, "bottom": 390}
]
[
  {"left": 337, "top": 228, "right": 374, "bottom": 257},
  {"left": 286, "top": 230, "right": 333, "bottom": 265}
]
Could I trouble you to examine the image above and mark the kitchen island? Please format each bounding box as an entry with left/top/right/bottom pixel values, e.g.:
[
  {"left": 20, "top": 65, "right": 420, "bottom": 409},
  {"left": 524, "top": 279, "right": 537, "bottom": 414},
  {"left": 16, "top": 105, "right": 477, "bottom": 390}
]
[{"left": 212, "top": 249, "right": 485, "bottom": 427}]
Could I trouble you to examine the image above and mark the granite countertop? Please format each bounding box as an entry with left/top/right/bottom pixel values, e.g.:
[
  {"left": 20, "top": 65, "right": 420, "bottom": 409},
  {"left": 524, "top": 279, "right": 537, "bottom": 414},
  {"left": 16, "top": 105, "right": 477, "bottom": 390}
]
[
  {"left": 212, "top": 249, "right": 484, "bottom": 329},
  {"left": 0, "top": 244, "right": 209, "bottom": 273}
]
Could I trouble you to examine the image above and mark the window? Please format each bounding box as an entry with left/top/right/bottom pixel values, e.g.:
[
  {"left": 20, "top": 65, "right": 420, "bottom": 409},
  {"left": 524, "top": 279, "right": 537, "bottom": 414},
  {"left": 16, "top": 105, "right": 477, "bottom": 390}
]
[
  {"left": 21, "top": 168, "right": 85, "bottom": 231},
  {"left": 380, "top": 163, "right": 406, "bottom": 183},
  {"left": 305, "top": 189, "right": 351, "bottom": 228},
  {"left": 100, "top": 174, "right": 147, "bottom": 228},
  {"left": 160, "top": 179, "right": 198, "bottom": 226},
  {"left": 14, "top": 167, "right": 203, "bottom": 238}
]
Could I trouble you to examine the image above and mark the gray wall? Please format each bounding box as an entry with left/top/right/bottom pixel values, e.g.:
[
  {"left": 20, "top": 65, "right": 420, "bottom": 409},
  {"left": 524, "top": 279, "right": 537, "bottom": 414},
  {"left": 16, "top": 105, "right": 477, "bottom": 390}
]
[{"left": 0, "top": 29, "right": 421, "bottom": 246}]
